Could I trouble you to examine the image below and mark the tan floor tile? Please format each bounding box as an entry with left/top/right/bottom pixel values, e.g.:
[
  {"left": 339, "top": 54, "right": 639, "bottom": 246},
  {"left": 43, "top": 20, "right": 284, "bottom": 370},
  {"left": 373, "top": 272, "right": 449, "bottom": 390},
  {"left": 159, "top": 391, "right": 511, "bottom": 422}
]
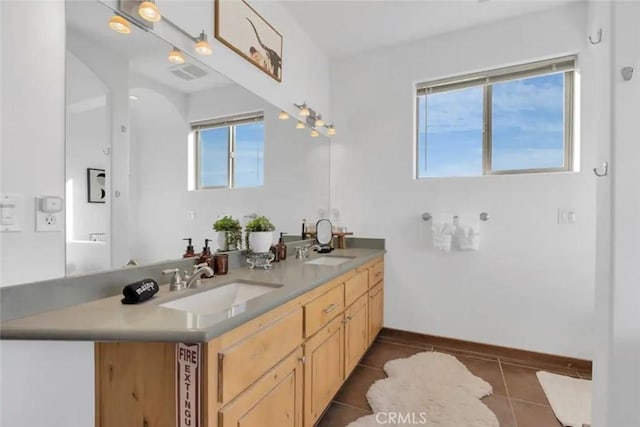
[
  {"left": 335, "top": 365, "right": 386, "bottom": 411},
  {"left": 512, "top": 400, "right": 562, "bottom": 427},
  {"left": 359, "top": 341, "right": 428, "bottom": 369},
  {"left": 483, "top": 395, "right": 517, "bottom": 427},
  {"left": 455, "top": 355, "right": 508, "bottom": 396},
  {"left": 501, "top": 363, "right": 551, "bottom": 405},
  {"left": 315, "top": 402, "right": 370, "bottom": 427}
]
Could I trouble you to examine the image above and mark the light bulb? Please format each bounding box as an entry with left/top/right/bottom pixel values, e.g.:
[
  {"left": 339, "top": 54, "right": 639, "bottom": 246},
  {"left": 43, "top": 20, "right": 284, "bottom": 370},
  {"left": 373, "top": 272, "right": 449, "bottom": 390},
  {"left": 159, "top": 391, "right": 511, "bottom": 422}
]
[
  {"left": 310, "top": 130, "right": 319, "bottom": 137},
  {"left": 195, "top": 32, "right": 212, "bottom": 55},
  {"left": 328, "top": 127, "right": 336, "bottom": 136},
  {"left": 138, "top": 1, "right": 161, "bottom": 22},
  {"left": 278, "top": 111, "right": 290, "bottom": 120},
  {"left": 168, "top": 48, "right": 185, "bottom": 64},
  {"left": 195, "top": 40, "right": 212, "bottom": 55},
  {"left": 299, "top": 105, "right": 310, "bottom": 117},
  {"left": 315, "top": 115, "right": 325, "bottom": 127},
  {"left": 296, "top": 121, "right": 305, "bottom": 129},
  {"left": 108, "top": 15, "right": 131, "bottom": 34}
]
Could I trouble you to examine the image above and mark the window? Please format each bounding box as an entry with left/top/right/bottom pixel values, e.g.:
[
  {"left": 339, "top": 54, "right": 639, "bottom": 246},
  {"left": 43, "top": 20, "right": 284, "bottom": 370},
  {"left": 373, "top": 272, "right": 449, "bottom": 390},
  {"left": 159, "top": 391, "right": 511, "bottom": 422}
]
[
  {"left": 416, "top": 56, "right": 575, "bottom": 178},
  {"left": 191, "top": 113, "right": 264, "bottom": 189}
]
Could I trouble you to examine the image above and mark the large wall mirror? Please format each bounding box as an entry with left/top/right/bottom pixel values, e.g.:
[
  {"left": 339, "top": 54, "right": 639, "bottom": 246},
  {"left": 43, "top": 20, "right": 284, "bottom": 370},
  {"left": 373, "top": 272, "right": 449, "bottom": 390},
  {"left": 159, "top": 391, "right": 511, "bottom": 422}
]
[{"left": 65, "top": 0, "right": 330, "bottom": 276}]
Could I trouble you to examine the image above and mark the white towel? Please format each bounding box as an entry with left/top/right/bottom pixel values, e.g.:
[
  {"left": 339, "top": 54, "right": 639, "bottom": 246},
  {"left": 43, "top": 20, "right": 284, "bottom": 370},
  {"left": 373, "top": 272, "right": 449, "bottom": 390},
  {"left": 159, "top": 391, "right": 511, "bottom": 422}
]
[
  {"left": 431, "top": 214, "right": 455, "bottom": 252},
  {"left": 455, "top": 214, "right": 480, "bottom": 251}
]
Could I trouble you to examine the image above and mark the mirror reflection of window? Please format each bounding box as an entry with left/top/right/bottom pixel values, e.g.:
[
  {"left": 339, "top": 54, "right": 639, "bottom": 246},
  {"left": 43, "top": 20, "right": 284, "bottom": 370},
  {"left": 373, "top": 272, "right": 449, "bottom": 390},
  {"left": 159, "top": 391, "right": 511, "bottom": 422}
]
[{"left": 193, "top": 114, "right": 265, "bottom": 189}]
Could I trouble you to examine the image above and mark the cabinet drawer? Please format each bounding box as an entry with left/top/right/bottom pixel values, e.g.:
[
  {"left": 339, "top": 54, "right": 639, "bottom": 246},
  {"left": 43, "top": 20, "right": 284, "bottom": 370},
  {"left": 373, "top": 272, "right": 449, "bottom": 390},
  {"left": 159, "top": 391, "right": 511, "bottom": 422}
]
[
  {"left": 219, "top": 348, "right": 303, "bottom": 427},
  {"left": 218, "top": 309, "right": 303, "bottom": 404},
  {"left": 304, "top": 283, "right": 344, "bottom": 338},
  {"left": 370, "top": 261, "right": 384, "bottom": 286},
  {"left": 344, "top": 270, "right": 368, "bottom": 307}
]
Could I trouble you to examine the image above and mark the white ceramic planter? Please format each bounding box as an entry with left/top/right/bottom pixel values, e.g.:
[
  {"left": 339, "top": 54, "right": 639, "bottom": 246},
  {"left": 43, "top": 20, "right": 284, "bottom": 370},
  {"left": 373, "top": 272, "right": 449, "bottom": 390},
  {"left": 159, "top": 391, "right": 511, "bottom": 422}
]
[
  {"left": 248, "top": 231, "right": 273, "bottom": 253},
  {"left": 217, "top": 232, "right": 227, "bottom": 251}
]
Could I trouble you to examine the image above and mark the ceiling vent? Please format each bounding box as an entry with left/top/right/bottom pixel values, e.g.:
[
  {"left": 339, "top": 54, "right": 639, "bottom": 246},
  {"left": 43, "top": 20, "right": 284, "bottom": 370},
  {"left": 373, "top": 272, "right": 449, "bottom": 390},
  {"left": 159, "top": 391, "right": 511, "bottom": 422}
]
[{"left": 170, "top": 63, "right": 208, "bottom": 81}]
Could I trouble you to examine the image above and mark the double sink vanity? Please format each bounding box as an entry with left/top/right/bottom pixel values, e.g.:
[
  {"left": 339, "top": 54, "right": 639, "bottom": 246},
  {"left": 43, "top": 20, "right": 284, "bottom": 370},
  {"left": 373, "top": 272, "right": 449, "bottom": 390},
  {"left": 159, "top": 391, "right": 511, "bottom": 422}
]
[{"left": 1, "top": 246, "right": 385, "bottom": 427}]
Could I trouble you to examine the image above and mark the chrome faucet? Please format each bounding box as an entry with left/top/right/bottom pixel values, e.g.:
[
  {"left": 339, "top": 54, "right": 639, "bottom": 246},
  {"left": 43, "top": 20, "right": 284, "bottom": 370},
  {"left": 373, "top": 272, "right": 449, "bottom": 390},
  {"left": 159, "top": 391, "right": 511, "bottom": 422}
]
[
  {"left": 184, "top": 263, "right": 214, "bottom": 289},
  {"left": 297, "top": 244, "right": 321, "bottom": 259}
]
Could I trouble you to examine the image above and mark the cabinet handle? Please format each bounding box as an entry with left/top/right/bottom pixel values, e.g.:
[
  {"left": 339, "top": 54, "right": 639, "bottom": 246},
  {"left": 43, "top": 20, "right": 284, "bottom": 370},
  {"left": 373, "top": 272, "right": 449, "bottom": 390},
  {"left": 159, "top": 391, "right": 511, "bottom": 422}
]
[
  {"left": 323, "top": 303, "right": 338, "bottom": 314},
  {"left": 346, "top": 315, "right": 352, "bottom": 321},
  {"left": 298, "top": 356, "right": 306, "bottom": 364}
]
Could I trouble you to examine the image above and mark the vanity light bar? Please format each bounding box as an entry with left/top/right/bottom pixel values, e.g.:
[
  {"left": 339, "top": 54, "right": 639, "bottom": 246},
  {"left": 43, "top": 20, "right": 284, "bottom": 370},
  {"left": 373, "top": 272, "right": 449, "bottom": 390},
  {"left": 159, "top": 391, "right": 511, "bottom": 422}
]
[
  {"left": 292, "top": 103, "right": 336, "bottom": 137},
  {"left": 111, "top": 2, "right": 213, "bottom": 57}
]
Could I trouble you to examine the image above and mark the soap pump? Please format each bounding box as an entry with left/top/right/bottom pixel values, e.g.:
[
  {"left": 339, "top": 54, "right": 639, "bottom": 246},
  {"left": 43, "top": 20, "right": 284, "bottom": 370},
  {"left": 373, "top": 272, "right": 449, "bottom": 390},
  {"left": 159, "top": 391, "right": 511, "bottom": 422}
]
[
  {"left": 278, "top": 232, "right": 287, "bottom": 260},
  {"left": 183, "top": 238, "right": 196, "bottom": 258},
  {"left": 198, "top": 239, "right": 214, "bottom": 275}
]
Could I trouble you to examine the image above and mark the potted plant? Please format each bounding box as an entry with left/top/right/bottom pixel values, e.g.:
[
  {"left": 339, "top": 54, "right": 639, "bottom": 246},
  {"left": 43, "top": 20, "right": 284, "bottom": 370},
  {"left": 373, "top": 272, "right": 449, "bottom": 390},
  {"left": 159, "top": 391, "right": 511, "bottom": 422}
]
[
  {"left": 244, "top": 216, "right": 275, "bottom": 253},
  {"left": 213, "top": 215, "right": 242, "bottom": 251}
]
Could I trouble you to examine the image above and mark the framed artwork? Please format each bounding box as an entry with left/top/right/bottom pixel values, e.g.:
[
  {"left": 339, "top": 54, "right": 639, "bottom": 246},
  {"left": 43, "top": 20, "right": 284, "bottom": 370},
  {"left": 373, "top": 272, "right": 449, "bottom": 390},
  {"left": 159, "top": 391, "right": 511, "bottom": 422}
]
[
  {"left": 215, "top": 0, "right": 283, "bottom": 82},
  {"left": 87, "top": 168, "right": 106, "bottom": 203}
]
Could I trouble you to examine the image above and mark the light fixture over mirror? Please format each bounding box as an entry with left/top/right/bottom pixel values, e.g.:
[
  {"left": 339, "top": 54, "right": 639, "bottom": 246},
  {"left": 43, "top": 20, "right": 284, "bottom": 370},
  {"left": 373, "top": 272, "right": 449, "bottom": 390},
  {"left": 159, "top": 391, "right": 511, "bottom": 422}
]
[
  {"left": 296, "top": 121, "right": 305, "bottom": 129},
  {"left": 278, "top": 111, "right": 290, "bottom": 120},
  {"left": 108, "top": 15, "right": 131, "bottom": 34},
  {"left": 310, "top": 129, "right": 319, "bottom": 137},
  {"left": 138, "top": 0, "right": 161, "bottom": 22},
  {"left": 195, "top": 31, "right": 212, "bottom": 56},
  {"left": 315, "top": 114, "right": 325, "bottom": 127},
  {"left": 296, "top": 102, "right": 310, "bottom": 117},
  {"left": 168, "top": 47, "right": 185, "bottom": 64},
  {"left": 326, "top": 124, "right": 336, "bottom": 136}
]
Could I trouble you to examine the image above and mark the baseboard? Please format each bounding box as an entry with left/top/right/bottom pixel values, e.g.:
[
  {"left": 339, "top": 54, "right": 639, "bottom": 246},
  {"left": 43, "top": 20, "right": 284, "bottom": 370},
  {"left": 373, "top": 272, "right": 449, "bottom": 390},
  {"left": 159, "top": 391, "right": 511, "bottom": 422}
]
[{"left": 379, "top": 327, "right": 592, "bottom": 373}]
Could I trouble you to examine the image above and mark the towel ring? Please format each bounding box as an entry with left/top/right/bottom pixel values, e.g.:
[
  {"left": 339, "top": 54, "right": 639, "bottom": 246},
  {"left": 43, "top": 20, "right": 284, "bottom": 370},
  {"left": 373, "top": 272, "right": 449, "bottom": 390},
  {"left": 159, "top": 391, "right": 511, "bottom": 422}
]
[
  {"left": 588, "top": 28, "right": 603, "bottom": 45},
  {"left": 593, "top": 162, "right": 608, "bottom": 177}
]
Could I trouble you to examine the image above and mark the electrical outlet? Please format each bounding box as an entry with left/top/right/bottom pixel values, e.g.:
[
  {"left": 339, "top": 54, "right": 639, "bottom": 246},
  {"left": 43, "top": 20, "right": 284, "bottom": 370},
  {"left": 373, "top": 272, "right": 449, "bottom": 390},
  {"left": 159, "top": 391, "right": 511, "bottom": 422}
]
[{"left": 35, "top": 196, "right": 63, "bottom": 232}]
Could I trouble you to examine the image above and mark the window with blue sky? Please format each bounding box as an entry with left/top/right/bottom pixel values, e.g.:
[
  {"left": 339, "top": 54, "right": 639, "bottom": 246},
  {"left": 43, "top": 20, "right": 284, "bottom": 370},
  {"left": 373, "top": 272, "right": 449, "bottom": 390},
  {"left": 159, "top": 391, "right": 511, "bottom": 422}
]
[
  {"left": 195, "top": 116, "right": 264, "bottom": 189},
  {"left": 417, "top": 57, "right": 574, "bottom": 178}
]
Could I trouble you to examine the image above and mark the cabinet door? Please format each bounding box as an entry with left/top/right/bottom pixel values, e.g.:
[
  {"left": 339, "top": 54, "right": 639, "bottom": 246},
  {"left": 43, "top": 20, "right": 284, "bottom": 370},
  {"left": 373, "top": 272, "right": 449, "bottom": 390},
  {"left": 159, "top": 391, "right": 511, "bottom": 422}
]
[
  {"left": 344, "top": 293, "right": 369, "bottom": 375},
  {"left": 219, "top": 348, "right": 303, "bottom": 427},
  {"left": 303, "top": 315, "right": 345, "bottom": 427},
  {"left": 368, "top": 281, "right": 384, "bottom": 344}
]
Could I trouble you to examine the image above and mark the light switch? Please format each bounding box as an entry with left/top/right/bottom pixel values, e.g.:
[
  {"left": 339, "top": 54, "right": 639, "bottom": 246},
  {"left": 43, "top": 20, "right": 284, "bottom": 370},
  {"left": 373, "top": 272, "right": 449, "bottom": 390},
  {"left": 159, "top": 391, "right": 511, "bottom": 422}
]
[
  {"left": 557, "top": 208, "right": 577, "bottom": 225},
  {"left": 0, "top": 193, "right": 24, "bottom": 232}
]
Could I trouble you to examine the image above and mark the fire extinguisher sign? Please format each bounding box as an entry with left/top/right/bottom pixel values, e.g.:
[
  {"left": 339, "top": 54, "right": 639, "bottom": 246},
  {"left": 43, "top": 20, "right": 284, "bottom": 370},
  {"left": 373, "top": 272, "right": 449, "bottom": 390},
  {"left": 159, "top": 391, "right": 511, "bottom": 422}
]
[{"left": 176, "top": 343, "right": 201, "bottom": 427}]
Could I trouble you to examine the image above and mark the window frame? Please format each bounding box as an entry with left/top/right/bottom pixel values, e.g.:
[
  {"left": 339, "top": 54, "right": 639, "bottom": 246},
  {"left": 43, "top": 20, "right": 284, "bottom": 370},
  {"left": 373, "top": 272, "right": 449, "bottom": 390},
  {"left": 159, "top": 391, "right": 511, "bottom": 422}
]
[
  {"left": 191, "top": 112, "right": 264, "bottom": 190},
  {"left": 415, "top": 56, "right": 576, "bottom": 178}
]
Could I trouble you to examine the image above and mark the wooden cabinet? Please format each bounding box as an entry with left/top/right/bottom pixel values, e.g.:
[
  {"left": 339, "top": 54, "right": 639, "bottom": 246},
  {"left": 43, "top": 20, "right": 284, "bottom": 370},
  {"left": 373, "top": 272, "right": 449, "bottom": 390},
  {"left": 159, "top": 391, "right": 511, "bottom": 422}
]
[
  {"left": 218, "top": 348, "right": 303, "bottom": 427},
  {"left": 368, "top": 281, "right": 384, "bottom": 344},
  {"left": 218, "top": 309, "right": 303, "bottom": 404},
  {"left": 344, "top": 270, "right": 368, "bottom": 307},
  {"left": 344, "top": 293, "right": 369, "bottom": 375},
  {"left": 303, "top": 315, "right": 345, "bottom": 427},
  {"left": 95, "top": 256, "right": 384, "bottom": 427},
  {"left": 304, "top": 282, "right": 344, "bottom": 338}
]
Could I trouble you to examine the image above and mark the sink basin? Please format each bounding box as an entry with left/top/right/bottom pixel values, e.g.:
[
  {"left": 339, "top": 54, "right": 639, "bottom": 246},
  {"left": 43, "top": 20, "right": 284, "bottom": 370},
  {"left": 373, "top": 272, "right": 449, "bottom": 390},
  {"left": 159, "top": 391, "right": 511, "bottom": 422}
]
[
  {"left": 160, "top": 281, "right": 281, "bottom": 318},
  {"left": 305, "top": 256, "right": 355, "bottom": 266}
]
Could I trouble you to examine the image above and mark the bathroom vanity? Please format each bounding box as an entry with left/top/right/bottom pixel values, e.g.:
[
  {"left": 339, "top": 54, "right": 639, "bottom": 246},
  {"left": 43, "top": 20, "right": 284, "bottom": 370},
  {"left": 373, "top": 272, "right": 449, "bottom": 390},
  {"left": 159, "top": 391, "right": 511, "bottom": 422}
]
[{"left": 1, "top": 249, "right": 384, "bottom": 427}]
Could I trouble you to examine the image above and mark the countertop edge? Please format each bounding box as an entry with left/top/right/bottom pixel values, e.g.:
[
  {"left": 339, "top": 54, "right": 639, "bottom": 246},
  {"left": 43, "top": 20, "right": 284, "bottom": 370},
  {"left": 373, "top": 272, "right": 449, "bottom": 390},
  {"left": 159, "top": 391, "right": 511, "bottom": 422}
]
[{"left": 1, "top": 249, "right": 386, "bottom": 343}]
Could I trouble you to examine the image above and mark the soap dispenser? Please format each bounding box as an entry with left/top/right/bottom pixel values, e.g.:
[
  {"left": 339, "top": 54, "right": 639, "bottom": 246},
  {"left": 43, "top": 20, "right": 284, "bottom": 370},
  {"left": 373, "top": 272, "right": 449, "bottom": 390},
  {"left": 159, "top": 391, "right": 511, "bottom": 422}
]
[
  {"left": 277, "top": 232, "right": 287, "bottom": 260},
  {"left": 198, "top": 239, "right": 214, "bottom": 276},
  {"left": 183, "top": 238, "right": 197, "bottom": 258}
]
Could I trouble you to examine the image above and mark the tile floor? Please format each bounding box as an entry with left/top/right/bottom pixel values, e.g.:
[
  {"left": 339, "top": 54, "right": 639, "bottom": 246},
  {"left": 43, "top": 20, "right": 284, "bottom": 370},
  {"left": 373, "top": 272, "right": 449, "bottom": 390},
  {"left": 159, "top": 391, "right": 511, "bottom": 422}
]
[{"left": 316, "top": 333, "right": 592, "bottom": 427}]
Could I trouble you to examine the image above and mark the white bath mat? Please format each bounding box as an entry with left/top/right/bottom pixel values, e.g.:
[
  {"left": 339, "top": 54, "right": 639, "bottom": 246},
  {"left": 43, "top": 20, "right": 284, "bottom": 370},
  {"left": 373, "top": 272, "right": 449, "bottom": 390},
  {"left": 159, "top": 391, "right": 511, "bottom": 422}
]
[
  {"left": 537, "top": 371, "right": 592, "bottom": 427},
  {"left": 347, "top": 352, "right": 499, "bottom": 427}
]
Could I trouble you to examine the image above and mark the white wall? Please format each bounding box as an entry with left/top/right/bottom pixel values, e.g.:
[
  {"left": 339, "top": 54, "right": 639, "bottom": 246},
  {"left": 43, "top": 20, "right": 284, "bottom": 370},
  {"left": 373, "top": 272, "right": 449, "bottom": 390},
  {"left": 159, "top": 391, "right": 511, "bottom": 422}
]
[
  {"left": 128, "top": 83, "right": 330, "bottom": 264},
  {"left": 0, "top": 0, "right": 66, "bottom": 287},
  {"left": 330, "top": 3, "right": 596, "bottom": 359},
  {"left": 605, "top": 1, "right": 640, "bottom": 425},
  {"left": 0, "top": 341, "right": 94, "bottom": 427}
]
